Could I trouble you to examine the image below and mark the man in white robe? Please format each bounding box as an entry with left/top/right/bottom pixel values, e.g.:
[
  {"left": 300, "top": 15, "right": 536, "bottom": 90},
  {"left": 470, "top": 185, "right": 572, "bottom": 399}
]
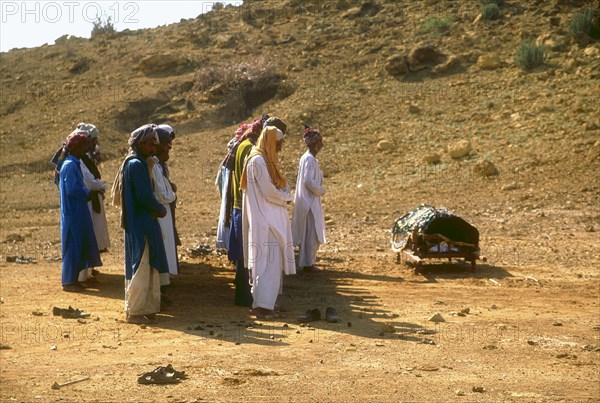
[
  {"left": 241, "top": 125, "right": 295, "bottom": 319},
  {"left": 151, "top": 126, "right": 178, "bottom": 277},
  {"left": 292, "top": 126, "right": 326, "bottom": 271},
  {"left": 79, "top": 124, "right": 110, "bottom": 250}
]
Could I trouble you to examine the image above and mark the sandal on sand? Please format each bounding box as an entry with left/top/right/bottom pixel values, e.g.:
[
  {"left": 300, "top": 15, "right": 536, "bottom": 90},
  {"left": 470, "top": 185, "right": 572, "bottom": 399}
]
[
  {"left": 325, "top": 307, "right": 340, "bottom": 323},
  {"left": 298, "top": 308, "right": 321, "bottom": 322},
  {"left": 62, "top": 283, "right": 87, "bottom": 292},
  {"left": 251, "top": 307, "right": 278, "bottom": 320},
  {"left": 137, "top": 364, "right": 186, "bottom": 385},
  {"left": 126, "top": 315, "right": 155, "bottom": 324},
  {"left": 53, "top": 306, "right": 91, "bottom": 319}
]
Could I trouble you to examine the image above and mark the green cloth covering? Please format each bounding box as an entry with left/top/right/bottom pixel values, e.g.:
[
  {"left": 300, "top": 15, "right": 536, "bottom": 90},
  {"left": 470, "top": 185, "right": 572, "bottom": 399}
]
[{"left": 232, "top": 138, "right": 254, "bottom": 209}]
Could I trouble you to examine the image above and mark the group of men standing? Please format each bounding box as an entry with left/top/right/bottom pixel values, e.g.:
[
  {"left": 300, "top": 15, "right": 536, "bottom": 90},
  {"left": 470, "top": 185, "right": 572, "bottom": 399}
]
[
  {"left": 57, "top": 116, "right": 326, "bottom": 323},
  {"left": 217, "top": 115, "right": 327, "bottom": 319},
  {"left": 56, "top": 123, "right": 179, "bottom": 324}
]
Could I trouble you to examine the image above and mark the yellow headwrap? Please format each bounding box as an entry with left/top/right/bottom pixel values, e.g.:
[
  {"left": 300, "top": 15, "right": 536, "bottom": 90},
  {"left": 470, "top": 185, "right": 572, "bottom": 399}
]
[{"left": 240, "top": 126, "right": 286, "bottom": 190}]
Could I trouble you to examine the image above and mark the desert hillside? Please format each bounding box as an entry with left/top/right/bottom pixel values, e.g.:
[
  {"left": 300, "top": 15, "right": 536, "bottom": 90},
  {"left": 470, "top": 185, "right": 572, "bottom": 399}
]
[{"left": 1, "top": 0, "right": 599, "bottom": 401}]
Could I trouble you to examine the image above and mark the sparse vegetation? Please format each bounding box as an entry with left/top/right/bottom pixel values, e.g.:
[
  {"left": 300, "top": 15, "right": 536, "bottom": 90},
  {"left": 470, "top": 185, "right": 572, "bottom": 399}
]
[
  {"left": 91, "top": 16, "right": 116, "bottom": 38},
  {"left": 568, "top": 8, "right": 594, "bottom": 38},
  {"left": 212, "top": 2, "right": 225, "bottom": 12},
  {"left": 480, "top": 0, "right": 504, "bottom": 5},
  {"left": 194, "top": 59, "right": 292, "bottom": 122},
  {"left": 419, "top": 16, "right": 454, "bottom": 35},
  {"left": 482, "top": 4, "right": 501, "bottom": 20},
  {"left": 516, "top": 40, "right": 546, "bottom": 70}
]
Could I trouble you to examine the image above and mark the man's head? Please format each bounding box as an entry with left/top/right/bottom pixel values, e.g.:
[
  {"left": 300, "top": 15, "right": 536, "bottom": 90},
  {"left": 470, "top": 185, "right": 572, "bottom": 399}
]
[
  {"left": 303, "top": 125, "right": 323, "bottom": 155},
  {"left": 155, "top": 126, "right": 174, "bottom": 163},
  {"left": 129, "top": 124, "right": 159, "bottom": 159},
  {"left": 264, "top": 116, "right": 287, "bottom": 135},
  {"left": 77, "top": 122, "right": 99, "bottom": 150},
  {"left": 66, "top": 131, "right": 91, "bottom": 158}
]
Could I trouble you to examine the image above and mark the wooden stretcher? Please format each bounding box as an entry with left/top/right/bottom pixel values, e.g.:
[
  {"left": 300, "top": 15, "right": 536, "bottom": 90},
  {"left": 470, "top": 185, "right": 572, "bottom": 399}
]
[{"left": 394, "top": 230, "right": 480, "bottom": 273}]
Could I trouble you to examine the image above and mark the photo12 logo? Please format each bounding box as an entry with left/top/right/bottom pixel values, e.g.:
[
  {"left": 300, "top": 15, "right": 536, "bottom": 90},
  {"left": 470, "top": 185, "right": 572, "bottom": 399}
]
[{"left": 1, "top": 1, "right": 139, "bottom": 24}]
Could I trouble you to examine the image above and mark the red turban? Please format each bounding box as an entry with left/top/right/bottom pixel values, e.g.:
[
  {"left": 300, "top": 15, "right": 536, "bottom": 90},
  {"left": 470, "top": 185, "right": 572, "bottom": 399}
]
[
  {"left": 303, "top": 125, "right": 322, "bottom": 146},
  {"left": 66, "top": 131, "right": 90, "bottom": 152}
]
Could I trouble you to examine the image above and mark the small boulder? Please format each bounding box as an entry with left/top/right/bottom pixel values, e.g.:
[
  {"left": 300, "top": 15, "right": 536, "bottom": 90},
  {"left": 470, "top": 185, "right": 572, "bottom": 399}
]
[
  {"left": 447, "top": 140, "right": 472, "bottom": 158},
  {"left": 501, "top": 182, "right": 518, "bottom": 191},
  {"left": 583, "top": 46, "right": 599, "bottom": 57},
  {"left": 214, "top": 34, "right": 237, "bottom": 49},
  {"left": 477, "top": 55, "right": 502, "bottom": 70},
  {"left": 139, "top": 53, "right": 192, "bottom": 76},
  {"left": 428, "top": 312, "right": 446, "bottom": 323},
  {"left": 423, "top": 153, "right": 441, "bottom": 164},
  {"left": 377, "top": 140, "right": 394, "bottom": 151},
  {"left": 408, "top": 44, "right": 446, "bottom": 68},
  {"left": 408, "top": 104, "right": 421, "bottom": 114},
  {"left": 385, "top": 54, "right": 409, "bottom": 76},
  {"left": 474, "top": 159, "right": 499, "bottom": 177}
]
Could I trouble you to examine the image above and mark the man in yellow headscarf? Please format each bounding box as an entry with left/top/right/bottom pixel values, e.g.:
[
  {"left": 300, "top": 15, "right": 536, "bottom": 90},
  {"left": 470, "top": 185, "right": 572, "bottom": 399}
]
[{"left": 240, "top": 125, "right": 296, "bottom": 319}]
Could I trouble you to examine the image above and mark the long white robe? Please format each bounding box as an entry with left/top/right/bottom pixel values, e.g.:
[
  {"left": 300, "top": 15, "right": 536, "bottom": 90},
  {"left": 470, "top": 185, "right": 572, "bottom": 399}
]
[
  {"left": 242, "top": 155, "right": 295, "bottom": 310},
  {"left": 291, "top": 151, "right": 326, "bottom": 266},
  {"left": 80, "top": 160, "right": 110, "bottom": 251},
  {"left": 151, "top": 159, "right": 178, "bottom": 276},
  {"left": 215, "top": 165, "right": 230, "bottom": 250}
]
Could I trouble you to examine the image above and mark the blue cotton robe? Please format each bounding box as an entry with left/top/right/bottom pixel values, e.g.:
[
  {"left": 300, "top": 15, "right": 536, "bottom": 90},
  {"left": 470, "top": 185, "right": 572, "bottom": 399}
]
[
  {"left": 59, "top": 155, "right": 102, "bottom": 285},
  {"left": 122, "top": 155, "right": 169, "bottom": 281}
]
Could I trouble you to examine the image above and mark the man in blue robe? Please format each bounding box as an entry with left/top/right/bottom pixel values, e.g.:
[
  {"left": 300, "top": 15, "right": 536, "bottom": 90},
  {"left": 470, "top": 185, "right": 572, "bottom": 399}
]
[
  {"left": 113, "top": 124, "right": 169, "bottom": 324},
  {"left": 59, "top": 132, "right": 102, "bottom": 292}
]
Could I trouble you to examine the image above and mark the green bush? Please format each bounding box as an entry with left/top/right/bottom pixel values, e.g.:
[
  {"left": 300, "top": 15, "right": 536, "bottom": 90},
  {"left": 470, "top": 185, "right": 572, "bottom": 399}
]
[
  {"left": 91, "top": 16, "right": 116, "bottom": 38},
  {"left": 516, "top": 41, "right": 546, "bottom": 70},
  {"left": 568, "top": 8, "right": 594, "bottom": 37},
  {"left": 480, "top": 0, "right": 504, "bottom": 6},
  {"left": 419, "top": 16, "right": 454, "bottom": 35},
  {"left": 482, "top": 4, "right": 501, "bottom": 20}
]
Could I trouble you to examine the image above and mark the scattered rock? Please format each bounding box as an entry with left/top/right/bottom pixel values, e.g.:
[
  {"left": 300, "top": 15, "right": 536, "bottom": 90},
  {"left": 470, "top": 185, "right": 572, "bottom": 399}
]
[
  {"left": 527, "top": 340, "right": 538, "bottom": 346},
  {"left": 472, "top": 386, "right": 486, "bottom": 393},
  {"left": 214, "top": 34, "right": 237, "bottom": 49},
  {"left": 377, "top": 140, "right": 394, "bottom": 151},
  {"left": 381, "top": 323, "right": 396, "bottom": 333},
  {"left": 423, "top": 153, "right": 441, "bottom": 164},
  {"left": 583, "top": 46, "right": 599, "bottom": 57},
  {"left": 502, "top": 182, "right": 518, "bottom": 191},
  {"left": 564, "top": 58, "right": 578, "bottom": 70},
  {"left": 5, "top": 233, "right": 25, "bottom": 243},
  {"left": 455, "top": 389, "right": 466, "bottom": 396},
  {"left": 428, "top": 313, "right": 446, "bottom": 323},
  {"left": 50, "top": 345, "right": 57, "bottom": 350},
  {"left": 138, "top": 53, "right": 193, "bottom": 76},
  {"left": 477, "top": 55, "right": 502, "bottom": 70},
  {"left": 447, "top": 140, "right": 472, "bottom": 158},
  {"left": 408, "top": 44, "right": 446, "bottom": 68},
  {"left": 432, "top": 55, "right": 461, "bottom": 74},
  {"left": 0, "top": 343, "right": 10, "bottom": 350},
  {"left": 460, "top": 307, "right": 470, "bottom": 315},
  {"left": 474, "top": 159, "right": 499, "bottom": 177},
  {"left": 552, "top": 322, "right": 563, "bottom": 327},
  {"left": 490, "top": 304, "right": 498, "bottom": 309},
  {"left": 408, "top": 104, "right": 421, "bottom": 114},
  {"left": 483, "top": 344, "right": 498, "bottom": 350},
  {"left": 417, "top": 365, "right": 439, "bottom": 371},
  {"left": 384, "top": 54, "right": 410, "bottom": 76}
]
